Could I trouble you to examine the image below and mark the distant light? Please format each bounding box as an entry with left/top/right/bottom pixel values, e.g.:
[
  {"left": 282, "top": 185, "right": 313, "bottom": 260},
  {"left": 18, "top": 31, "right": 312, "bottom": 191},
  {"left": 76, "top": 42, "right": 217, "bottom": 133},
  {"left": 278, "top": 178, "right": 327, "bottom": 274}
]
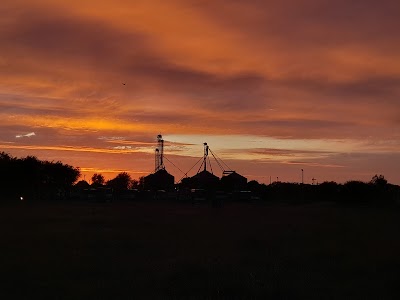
[{"left": 20, "top": 196, "right": 24, "bottom": 201}]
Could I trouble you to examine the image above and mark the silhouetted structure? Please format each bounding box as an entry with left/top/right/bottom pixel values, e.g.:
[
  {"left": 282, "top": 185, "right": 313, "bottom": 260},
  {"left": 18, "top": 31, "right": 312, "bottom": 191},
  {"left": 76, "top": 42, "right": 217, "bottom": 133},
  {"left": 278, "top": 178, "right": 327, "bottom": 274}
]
[
  {"left": 179, "top": 142, "right": 249, "bottom": 192},
  {"left": 143, "top": 169, "right": 175, "bottom": 191},
  {"left": 220, "top": 171, "right": 247, "bottom": 191},
  {"left": 155, "top": 134, "right": 165, "bottom": 172},
  {"left": 142, "top": 135, "right": 175, "bottom": 191},
  {"left": 181, "top": 170, "right": 219, "bottom": 190},
  {"left": 3, "top": 148, "right": 400, "bottom": 206}
]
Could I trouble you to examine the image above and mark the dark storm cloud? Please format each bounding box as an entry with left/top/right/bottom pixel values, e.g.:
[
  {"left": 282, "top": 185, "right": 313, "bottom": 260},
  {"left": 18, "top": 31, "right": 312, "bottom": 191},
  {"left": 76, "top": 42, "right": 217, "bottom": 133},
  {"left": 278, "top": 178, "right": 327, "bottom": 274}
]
[
  {"left": 1, "top": 4, "right": 267, "bottom": 111},
  {"left": 279, "top": 75, "right": 400, "bottom": 101},
  {"left": 0, "top": 99, "right": 81, "bottom": 118},
  {"left": 124, "top": 60, "right": 267, "bottom": 111},
  {"left": 1, "top": 9, "right": 148, "bottom": 67},
  {"left": 199, "top": 0, "right": 400, "bottom": 48},
  {"left": 119, "top": 110, "right": 196, "bottom": 125},
  {"left": 257, "top": 119, "right": 355, "bottom": 129},
  {"left": 3, "top": 0, "right": 396, "bottom": 126},
  {"left": 237, "top": 119, "right": 358, "bottom": 139},
  {"left": 135, "top": 61, "right": 263, "bottom": 91}
]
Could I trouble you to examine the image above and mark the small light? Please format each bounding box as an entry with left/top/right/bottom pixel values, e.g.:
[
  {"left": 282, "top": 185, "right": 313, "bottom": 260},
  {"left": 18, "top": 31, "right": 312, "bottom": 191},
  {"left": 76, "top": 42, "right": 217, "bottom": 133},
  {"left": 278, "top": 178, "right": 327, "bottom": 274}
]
[{"left": 20, "top": 196, "right": 24, "bottom": 201}]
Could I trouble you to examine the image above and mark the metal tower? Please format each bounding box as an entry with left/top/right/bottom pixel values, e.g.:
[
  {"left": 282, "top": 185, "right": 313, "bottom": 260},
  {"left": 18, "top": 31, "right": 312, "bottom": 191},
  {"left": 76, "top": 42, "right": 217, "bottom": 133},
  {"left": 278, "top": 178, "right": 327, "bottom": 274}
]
[
  {"left": 155, "top": 148, "right": 160, "bottom": 172},
  {"left": 203, "top": 142, "right": 209, "bottom": 172},
  {"left": 155, "top": 134, "right": 165, "bottom": 172}
]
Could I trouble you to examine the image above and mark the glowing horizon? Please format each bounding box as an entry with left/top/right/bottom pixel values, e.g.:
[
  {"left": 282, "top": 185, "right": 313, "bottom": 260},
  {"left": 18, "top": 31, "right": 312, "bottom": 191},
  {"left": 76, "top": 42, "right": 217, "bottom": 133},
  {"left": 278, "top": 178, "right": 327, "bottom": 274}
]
[{"left": 1, "top": 0, "right": 399, "bottom": 184}]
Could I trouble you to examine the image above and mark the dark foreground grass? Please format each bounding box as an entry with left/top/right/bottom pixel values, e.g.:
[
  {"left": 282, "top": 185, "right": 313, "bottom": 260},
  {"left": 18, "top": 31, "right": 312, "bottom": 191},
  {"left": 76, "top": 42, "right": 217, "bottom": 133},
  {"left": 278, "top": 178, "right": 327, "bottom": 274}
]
[{"left": 1, "top": 200, "right": 399, "bottom": 299}]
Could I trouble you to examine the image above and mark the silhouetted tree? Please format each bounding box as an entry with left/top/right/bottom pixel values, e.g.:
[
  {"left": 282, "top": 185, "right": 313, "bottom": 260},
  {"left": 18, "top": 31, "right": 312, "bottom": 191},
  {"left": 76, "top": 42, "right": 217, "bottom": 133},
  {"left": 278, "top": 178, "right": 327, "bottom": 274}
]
[
  {"left": 132, "top": 176, "right": 146, "bottom": 190},
  {"left": 247, "top": 180, "right": 260, "bottom": 191},
  {"left": 317, "top": 181, "right": 340, "bottom": 201},
  {"left": 341, "top": 180, "right": 372, "bottom": 203},
  {"left": 91, "top": 173, "right": 106, "bottom": 186},
  {"left": 0, "top": 152, "right": 80, "bottom": 201},
  {"left": 20, "top": 156, "right": 42, "bottom": 199},
  {"left": 106, "top": 172, "right": 132, "bottom": 191},
  {"left": 131, "top": 179, "right": 141, "bottom": 189},
  {"left": 246, "top": 180, "right": 269, "bottom": 200},
  {"left": 41, "top": 160, "right": 80, "bottom": 200},
  {"left": 0, "top": 152, "right": 18, "bottom": 199},
  {"left": 370, "top": 174, "right": 387, "bottom": 187},
  {"left": 369, "top": 174, "right": 392, "bottom": 205},
  {"left": 91, "top": 173, "right": 105, "bottom": 187}
]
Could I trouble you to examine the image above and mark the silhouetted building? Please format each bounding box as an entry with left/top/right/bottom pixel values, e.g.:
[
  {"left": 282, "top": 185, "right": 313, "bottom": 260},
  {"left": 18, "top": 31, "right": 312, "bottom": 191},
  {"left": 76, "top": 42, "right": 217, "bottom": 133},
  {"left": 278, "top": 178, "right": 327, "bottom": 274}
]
[
  {"left": 143, "top": 169, "right": 175, "bottom": 191},
  {"left": 220, "top": 171, "right": 247, "bottom": 191},
  {"left": 181, "top": 170, "right": 219, "bottom": 190}
]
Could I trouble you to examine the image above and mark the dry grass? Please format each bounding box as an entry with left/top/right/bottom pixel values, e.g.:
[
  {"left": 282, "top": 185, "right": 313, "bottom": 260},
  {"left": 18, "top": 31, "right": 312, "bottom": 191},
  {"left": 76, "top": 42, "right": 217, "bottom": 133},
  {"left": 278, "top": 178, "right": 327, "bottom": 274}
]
[{"left": 1, "top": 200, "right": 399, "bottom": 299}]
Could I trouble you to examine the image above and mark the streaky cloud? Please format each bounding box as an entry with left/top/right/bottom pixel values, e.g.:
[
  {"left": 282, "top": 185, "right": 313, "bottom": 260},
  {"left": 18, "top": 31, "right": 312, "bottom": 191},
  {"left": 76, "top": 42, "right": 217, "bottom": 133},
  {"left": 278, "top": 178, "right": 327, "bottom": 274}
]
[{"left": 16, "top": 132, "right": 36, "bottom": 138}]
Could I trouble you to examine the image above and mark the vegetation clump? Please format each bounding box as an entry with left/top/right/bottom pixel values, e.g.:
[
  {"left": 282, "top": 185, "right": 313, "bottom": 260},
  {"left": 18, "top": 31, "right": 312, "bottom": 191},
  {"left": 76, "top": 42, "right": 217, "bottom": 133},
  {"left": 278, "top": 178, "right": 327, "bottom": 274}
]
[{"left": 0, "top": 152, "right": 80, "bottom": 201}]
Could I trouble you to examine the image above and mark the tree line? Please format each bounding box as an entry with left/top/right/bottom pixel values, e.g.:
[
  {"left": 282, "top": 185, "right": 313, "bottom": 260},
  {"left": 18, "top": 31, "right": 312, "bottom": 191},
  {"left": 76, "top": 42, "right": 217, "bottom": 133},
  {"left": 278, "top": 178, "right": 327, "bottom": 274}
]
[
  {"left": 1, "top": 152, "right": 399, "bottom": 204},
  {"left": 0, "top": 152, "right": 80, "bottom": 201},
  {"left": 78, "top": 173, "right": 400, "bottom": 205},
  {"left": 76, "top": 172, "right": 142, "bottom": 192},
  {"left": 244, "top": 175, "right": 400, "bottom": 205}
]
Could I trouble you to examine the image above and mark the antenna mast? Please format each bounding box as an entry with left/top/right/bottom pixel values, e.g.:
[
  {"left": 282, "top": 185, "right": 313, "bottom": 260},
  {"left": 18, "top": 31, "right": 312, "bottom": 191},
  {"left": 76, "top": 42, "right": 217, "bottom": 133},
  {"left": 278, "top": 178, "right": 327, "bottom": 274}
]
[
  {"left": 203, "top": 142, "right": 209, "bottom": 172},
  {"left": 155, "top": 148, "right": 160, "bottom": 172},
  {"left": 155, "top": 134, "right": 165, "bottom": 172}
]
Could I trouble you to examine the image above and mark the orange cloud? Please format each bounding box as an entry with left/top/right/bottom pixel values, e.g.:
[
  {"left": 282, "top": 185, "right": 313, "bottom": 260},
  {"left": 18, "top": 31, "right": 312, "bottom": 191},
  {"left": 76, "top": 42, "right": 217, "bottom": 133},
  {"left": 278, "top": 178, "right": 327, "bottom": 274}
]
[{"left": 1, "top": 0, "right": 400, "bottom": 184}]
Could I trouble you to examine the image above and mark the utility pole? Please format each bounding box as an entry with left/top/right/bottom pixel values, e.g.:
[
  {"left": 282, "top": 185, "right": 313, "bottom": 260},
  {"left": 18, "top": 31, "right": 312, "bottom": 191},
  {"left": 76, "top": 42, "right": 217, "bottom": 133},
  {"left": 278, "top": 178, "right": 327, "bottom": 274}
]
[{"left": 301, "top": 169, "right": 304, "bottom": 184}]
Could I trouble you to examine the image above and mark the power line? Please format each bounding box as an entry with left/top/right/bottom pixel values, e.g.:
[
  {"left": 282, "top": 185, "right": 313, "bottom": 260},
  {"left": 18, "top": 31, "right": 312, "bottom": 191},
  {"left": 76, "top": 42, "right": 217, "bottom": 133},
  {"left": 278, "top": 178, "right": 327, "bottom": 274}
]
[
  {"left": 178, "top": 156, "right": 204, "bottom": 183},
  {"left": 209, "top": 148, "right": 232, "bottom": 172},
  {"left": 209, "top": 149, "right": 225, "bottom": 172},
  {"left": 207, "top": 156, "right": 214, "bottom": 174},
  {"left": 163, "top": 155, "right": 185, "bottom": 176},
  {"left": 197, "top": 158, "right": 205, "bottom": 174}
]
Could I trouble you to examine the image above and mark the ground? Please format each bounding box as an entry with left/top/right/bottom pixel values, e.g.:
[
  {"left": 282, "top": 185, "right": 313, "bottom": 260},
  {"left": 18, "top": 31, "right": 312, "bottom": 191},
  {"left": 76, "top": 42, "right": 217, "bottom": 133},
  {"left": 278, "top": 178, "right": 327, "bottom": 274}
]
[{"left": 1, "top": 200, "right": 399, "bottom": 299}]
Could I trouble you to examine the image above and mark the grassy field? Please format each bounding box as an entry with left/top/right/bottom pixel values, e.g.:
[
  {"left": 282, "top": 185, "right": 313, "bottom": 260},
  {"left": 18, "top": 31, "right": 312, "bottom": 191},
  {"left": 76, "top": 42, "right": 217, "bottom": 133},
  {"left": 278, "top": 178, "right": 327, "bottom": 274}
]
[{"left": 1, "top": 200, "right": 399, "bottom": 299}]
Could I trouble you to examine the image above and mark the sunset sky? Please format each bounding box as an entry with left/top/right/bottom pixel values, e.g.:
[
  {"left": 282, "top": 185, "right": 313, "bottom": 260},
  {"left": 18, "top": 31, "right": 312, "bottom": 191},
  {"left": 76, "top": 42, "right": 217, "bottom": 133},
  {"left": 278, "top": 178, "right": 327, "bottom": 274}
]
[{"left": 1, "top": 0, "right": 399, "bottom": 184}]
